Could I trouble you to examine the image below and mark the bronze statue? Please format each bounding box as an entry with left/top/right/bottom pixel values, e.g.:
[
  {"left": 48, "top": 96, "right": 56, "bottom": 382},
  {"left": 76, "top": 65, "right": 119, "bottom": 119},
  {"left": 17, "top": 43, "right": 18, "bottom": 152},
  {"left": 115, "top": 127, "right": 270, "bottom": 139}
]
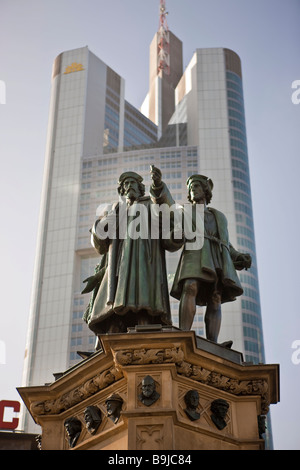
[
  {"left": 210, "top": 398, "right": 229, "bottom": 430},
  {"left": 105, "top": 393, "right": 123, "bottom": 424},
  {"left": 84, "top": 405, "right": 102, "bottom": 435},
  {"left": 64, "top": 416, "right": 82, "bottom": 448},
  {"left": 184, "top": 390, "right": 200, "bottom": 421},
  {"left": 258, "top": 414, "right": 267, "bottom": 439},
  {"left": 171, "top": 175, "right": 251, "bottom": 344},
  {"left": 138, "top": 375, "right": 160, "bottom": 406},
  {"left": 82, "top": 166, "right": 182, "bottom": 334}
]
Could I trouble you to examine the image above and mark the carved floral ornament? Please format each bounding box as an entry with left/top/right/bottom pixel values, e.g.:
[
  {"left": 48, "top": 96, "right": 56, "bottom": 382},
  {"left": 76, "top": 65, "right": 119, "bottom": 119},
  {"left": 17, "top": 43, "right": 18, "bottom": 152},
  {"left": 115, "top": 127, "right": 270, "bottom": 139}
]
[
  {"left": 30, "top": 365, "right": 123, "bottom": 417},
  {"left": 30, "top": 346, "right": 271, "bottom": 418}
]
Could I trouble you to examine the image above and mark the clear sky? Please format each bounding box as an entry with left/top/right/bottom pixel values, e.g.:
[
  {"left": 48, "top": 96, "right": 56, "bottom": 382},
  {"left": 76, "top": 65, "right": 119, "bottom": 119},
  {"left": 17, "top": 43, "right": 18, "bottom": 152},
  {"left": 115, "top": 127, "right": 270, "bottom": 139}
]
[{"left": 0, "top": 0, "right": 299, "bottom": 450}]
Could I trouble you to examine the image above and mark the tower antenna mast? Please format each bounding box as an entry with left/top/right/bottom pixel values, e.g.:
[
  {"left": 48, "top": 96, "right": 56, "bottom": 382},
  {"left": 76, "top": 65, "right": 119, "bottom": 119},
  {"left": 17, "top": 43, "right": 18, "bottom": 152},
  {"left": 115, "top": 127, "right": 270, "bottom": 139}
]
[{"left": 157, "top": 0, "right": 170, "bottom": 75}]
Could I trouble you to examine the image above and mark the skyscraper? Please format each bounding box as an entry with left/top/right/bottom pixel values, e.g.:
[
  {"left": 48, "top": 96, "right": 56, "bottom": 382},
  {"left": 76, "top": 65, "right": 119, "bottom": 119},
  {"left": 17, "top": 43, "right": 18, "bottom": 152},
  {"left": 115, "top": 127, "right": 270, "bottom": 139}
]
[
  {"left": 21, "top": 12, "right": 265, "bottom": 437},
  {"left": 167, "top": 47, "right": 264, "bottom": 361}
]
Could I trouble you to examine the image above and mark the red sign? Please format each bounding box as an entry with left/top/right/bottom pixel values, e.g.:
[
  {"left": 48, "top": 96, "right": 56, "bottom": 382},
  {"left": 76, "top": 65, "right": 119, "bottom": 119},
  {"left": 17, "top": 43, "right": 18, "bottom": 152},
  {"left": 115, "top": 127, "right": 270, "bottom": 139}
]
[{"left": 0, "top": 400, "right": 20, "bottom": 430}]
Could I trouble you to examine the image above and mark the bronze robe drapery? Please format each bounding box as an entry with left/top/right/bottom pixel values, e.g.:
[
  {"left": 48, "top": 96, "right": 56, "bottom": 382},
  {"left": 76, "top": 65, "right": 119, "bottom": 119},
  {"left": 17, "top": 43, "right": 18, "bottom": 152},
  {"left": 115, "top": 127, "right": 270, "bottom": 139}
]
[
  {"left": 170, "top": 206, "right": 244, "bottom": 306},
  {"left": 85, "top": 183, "right": 182, "bottom": 333}
]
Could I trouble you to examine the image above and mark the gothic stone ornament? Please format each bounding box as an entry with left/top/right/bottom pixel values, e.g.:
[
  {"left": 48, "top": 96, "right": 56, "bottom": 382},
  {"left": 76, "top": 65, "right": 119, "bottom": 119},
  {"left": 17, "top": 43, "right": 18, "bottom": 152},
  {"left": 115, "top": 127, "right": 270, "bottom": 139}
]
[
  {"left": 111, "top": 345, "right": 270, "bottom": 414},
  {"left": 210, "top": 398, "right": 229, "bottom": 430},
  {"left": 28, "top": 344, "right": 271, "bottom": 423},
  {"left": 184, "top": 390, "right": 200, "bottom": 421},
  {"left": 105, "top": 393, "right": 123, "bottom": 424},
  {"left": 113, "top": 346, "right": 184, "bottom": 367},
  {"left": 136, "top": 425, "right": 164, "bottom": 450},
  {"left": 64, "top": 416, "right": 82, "bottom": 448},
  {"left": 84, "top": 405, "right": 102, "bottom": 435},
  {"left": 178, "top": 366, "right": 270, "bottom": 414},
  {"left": 30, "top": 365, "right": 123, "bottom": 417},
  {"left": 138, "top": 375, "right": 160, "bottom": 406}
]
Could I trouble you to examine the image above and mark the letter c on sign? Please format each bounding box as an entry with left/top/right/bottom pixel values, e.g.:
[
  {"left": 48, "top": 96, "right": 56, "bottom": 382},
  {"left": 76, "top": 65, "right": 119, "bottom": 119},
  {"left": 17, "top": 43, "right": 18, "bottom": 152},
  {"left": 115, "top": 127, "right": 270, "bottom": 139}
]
[{"left": 0, "top": 400, "right": 20, "bottom": 429}]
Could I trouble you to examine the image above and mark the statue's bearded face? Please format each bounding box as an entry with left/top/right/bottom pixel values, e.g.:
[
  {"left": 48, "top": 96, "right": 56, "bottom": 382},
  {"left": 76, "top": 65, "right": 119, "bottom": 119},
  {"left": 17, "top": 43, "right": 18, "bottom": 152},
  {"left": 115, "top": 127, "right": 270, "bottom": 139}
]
[
  {"left": 142, "top": 379, "right": 155, "bottom": 397},
  {"left": 122, "top": 178, "right": 141, "bottom": 200}
]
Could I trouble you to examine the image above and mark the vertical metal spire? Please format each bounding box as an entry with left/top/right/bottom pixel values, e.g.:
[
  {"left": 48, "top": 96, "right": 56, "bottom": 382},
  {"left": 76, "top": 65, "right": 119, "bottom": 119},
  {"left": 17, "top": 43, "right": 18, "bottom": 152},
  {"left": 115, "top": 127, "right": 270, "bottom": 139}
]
[
  {"left": 157, "top": 0, "right": 170, "bottom": 75},
  {"left": 159, "top": 0, "right": 169, "bottom": 30}
]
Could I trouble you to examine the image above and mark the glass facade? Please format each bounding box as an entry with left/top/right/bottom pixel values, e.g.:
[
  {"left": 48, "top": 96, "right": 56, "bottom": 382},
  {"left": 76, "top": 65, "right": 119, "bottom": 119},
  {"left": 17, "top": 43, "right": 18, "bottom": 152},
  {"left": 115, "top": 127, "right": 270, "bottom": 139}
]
[
  {"left": 103, "top": 67, "right": 121, "bottom": 153},
  {"left": 124, "top": 101, "right": 158, "bottom": 149},
  {"left": 226, "top": 70, "right": 265, "bottom": 364},
  {"left": 22, "top": 48, "right": 88, "bottom": 392}
]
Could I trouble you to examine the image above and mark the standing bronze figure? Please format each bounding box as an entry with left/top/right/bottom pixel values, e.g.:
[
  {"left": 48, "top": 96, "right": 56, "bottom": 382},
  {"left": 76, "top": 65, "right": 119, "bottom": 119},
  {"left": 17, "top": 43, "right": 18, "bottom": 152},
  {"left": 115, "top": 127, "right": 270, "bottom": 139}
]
[
  {"left": 82, "top": 166, "right": 181, "bottom": 334},
  {"left": 171, "top": 175, "right": 251, "bottom": 344}
]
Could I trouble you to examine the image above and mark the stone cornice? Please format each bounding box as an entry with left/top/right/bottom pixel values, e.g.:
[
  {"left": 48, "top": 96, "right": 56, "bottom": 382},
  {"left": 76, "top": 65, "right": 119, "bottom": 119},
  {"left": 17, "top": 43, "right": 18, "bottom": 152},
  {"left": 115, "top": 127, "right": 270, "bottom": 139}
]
[
  {"left": 112, "top": 346, "right": 272, "bottom": 414},
  {"left": 20, "top": 332, "right": 279, "bottom": 422}
]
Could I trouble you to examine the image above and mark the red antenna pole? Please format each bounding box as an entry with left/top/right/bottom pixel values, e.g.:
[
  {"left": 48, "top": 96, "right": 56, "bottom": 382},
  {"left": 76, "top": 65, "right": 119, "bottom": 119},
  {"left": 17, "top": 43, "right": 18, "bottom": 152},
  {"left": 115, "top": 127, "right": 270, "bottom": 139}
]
[
  {"left": 159, "top": 0, "right": 169, "bottom": 30},
  {"left": 157, "top": 0, "right": 170, "bottom": 75}
]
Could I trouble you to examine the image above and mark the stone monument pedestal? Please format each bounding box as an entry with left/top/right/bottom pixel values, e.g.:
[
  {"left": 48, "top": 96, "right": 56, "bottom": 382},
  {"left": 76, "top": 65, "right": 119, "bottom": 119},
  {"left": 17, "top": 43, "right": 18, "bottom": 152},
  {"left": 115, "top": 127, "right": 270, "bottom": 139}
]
[{"left": 18, "top": 328, "right": 279, "bottom": 450}]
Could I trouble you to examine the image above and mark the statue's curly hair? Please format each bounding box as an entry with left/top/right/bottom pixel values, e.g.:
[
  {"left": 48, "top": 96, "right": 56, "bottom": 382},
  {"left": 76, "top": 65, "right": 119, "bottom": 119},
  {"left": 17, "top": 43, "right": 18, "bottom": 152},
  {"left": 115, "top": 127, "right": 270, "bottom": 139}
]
[{"left": 187, "top": 178, "right": 213, "bottom": 204}]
